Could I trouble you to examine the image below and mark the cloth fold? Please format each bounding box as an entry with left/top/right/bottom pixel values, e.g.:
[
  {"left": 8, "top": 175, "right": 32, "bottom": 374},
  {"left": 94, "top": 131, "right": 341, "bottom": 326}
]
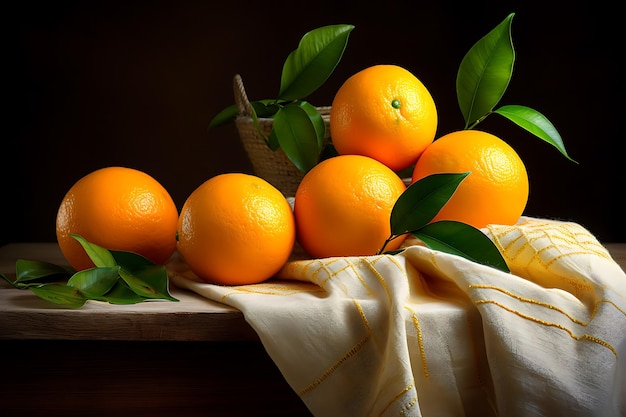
[{"left": 168, "top": 217, "right": 626, "bottom": 417}]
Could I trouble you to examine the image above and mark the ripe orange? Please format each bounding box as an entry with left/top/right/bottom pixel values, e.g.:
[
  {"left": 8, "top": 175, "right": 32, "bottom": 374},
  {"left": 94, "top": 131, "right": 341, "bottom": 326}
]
[
  {"left": 411, "top": 130, "right": 529, "bottom": 229},
  {"left": 56, "top": 166, "right": 179, "bottom": 271},
  {"left": 330, "top": 64, "right": 438, "bottom": 172},
  {"left": 294, "top": 154, "right": 407, "bottom": 258},
  {"left": 176, "top": 173, "right": 296, "bottom": 285}
]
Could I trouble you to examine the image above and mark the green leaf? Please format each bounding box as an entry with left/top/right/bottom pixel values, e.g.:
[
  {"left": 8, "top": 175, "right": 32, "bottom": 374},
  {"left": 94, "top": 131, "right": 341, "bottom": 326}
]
[
  {"left": 112, "top": 249, "right": 178, "bottom": 301},
  {"left": 98, "top": 281, "right": 148, "bottom": 304},
  {"left": 5, "top": 237, "right": 178, "bottom": 307},
  {"left": 273, "top": 103, "right": 324, "bottom": 173},
  {"left": 111, "top": 249, "right": 156, "bottom": 269},
  {"left": 412, "top": 221, "right": 510, "bottom": 273},
  {"left": 457, "top": 13, "right": 515, "bottom": 128},
  {"left": 494, "top": 104, "right": 577, "bottom": 163},
  {"left": 0, "top": 273, "right": 14, "bottom": 287},
  {"left": 297, "top": 101, "right": 326, "bottom": 149},
  {"left": 245, "top": 101, "right": 280, "bottom": 150},
  {"left": 250, "top": 100, "right": 284, "bottom": 118},
  {"left": 248, "top": 99, "right": 293, "bottom": 152},
  {"left": 67, "top": 266, "right": 120, "bottom": 298},
  {"left": 28, "top": 283, "right": 88, "bottom": 308},
  {"left": 279, "top": 24, "right": 354, "bottom": 101},
  {"left": 118, "top": 265, "right": 178, "bottom": 301},
  {"left": 390, "top": 172, "right": 470, "bottom": 236},
  {"left": 319, "top": 142, "right": 339, "bottom": 161},
  {"left": 71, "top": 234, "right": 117, "bottom": 268},
  {"left": 15, "top": 259, "right": 73, "bottom": 283},
  {"left": 267, "top": 127, "right": 280, "bottom": 151},
  {"left": 208, "top": 104, "right": 239, "bottom": 129},
  {"left": 208, "top": 99, "right": 282, "bottom": 132}
]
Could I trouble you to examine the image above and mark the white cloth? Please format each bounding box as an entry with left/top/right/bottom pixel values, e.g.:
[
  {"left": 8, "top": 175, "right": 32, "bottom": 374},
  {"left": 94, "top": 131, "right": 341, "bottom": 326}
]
[{"left": 168, "top": 217, "right": 626, "bottom": 417}]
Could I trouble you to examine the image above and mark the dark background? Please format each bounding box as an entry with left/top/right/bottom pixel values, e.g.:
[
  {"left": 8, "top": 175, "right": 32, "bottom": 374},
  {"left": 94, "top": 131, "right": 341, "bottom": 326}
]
[{"left": 5, "top": 0, "right": 624, "bottom": 246}]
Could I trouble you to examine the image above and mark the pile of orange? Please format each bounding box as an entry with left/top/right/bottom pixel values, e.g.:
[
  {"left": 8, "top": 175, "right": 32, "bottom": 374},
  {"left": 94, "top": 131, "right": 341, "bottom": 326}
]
[
  {"left": 56, "top": 168, "right": 296, "bottom": 286},
  {"left": 297, "top": 63, "right": 528, "bottom": 256},
  {"left": 286, "top": 64, "right": 437, "bottom": 260},
  {"left": 55, "top": 63, "right": 529, "bottom": 286}
]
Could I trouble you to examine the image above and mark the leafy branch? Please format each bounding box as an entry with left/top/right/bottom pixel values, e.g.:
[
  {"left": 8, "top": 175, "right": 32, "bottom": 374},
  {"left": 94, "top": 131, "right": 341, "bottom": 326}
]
[
  {"left": 0, "top": 235, "right": 178, "bottom": 308},
  {"left": 379, "top": 173, "right": 509, "bottom": 273},
  {"left": 457, "top": 12, "right": 576, "bottom": 163},
  {"left": 209, "top": 24, "right": 354, "bottom": 173}
]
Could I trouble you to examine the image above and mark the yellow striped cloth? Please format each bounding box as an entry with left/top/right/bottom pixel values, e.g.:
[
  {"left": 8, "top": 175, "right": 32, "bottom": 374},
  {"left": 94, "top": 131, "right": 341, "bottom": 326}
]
[{"left": 168, "top": 217, "right": 626, "bottom": 417}]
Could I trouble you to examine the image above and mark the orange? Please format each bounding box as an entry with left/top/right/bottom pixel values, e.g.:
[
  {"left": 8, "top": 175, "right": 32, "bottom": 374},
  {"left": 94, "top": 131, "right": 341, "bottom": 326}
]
[
  {"left": 294, "top": 154, "right": 407, "bottom": 258},
  {"left": 176, "top": 173, "right": 296, "bottom": 285},
  {"left": 411, "top": 130, "right": 529, "bottom": 229},
  {"left": 330, "top": 64, "right": 438, "bottom": 172},
  {"left": 56, "top": 166, "right": 179, "bottom": 271}
]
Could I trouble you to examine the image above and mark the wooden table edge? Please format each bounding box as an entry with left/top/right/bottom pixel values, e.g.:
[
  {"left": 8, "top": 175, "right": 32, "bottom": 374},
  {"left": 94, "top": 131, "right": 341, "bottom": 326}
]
[{"left": 1, "top": 242, "right": 624, "bottom": 342}]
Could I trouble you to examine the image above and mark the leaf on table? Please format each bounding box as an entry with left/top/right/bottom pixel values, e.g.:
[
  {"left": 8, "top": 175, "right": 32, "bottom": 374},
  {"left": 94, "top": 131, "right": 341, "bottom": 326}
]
[
  {"left": 0, "top": 273, "right": 13, "bottom": 286},
  {"left": 67, "top": 266, "right": 120, "bottom": 298},
  {"left": 15, "top": 259, "right": 73, "bottom": 283},
  {"left": 5, "top": 238, "right": 178, "bottom": 307},
  {"left": 71, "top": 234, "right": 117, "bottom": 268},
  {"left": 97, "top": 281, "right": 149, "bottom": 304},
  {"left": 119, "top": 266, "right": 178, "bottom": 301},
  {"left": 28, "top": 283, "right": 87, "bottom": 308},
  {"left": 112, "top": 249, "right": 178, "bottom": 301},
  {"left": 111, "top": 250, "right": 154, "bottom": 270}
]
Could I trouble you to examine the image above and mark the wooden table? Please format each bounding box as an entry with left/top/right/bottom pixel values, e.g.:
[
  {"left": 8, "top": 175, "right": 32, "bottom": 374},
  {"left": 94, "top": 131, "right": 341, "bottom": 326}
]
[
  {"left": 1, "top": 242, "right": 625, "bottom": 416},
  {"left": 0, "top": 243, "right": 258, "bottom": 342},
  {"left": 0, "top": 243, "right": 313, "bottom": 417}
]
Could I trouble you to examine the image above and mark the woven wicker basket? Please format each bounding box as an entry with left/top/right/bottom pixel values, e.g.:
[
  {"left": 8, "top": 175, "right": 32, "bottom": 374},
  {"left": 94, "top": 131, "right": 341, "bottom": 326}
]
[{"left": 233, "top": 74, "right": 331, "bottom": 197}]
